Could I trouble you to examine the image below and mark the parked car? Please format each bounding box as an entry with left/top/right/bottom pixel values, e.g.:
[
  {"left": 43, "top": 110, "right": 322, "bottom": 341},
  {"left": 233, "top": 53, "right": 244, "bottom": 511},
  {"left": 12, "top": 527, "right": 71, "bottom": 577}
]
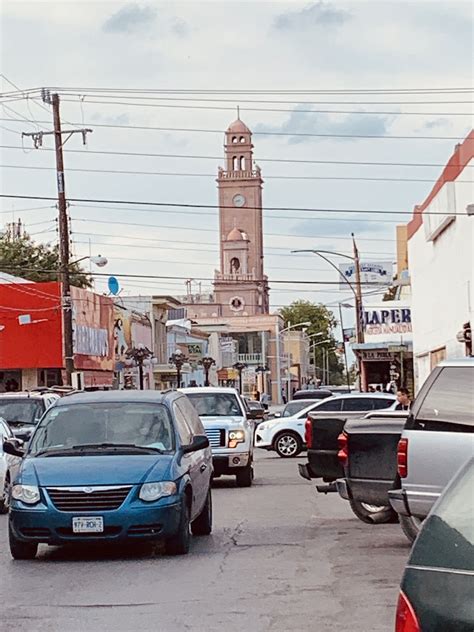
[
  {"left": 0, "top": 417, "right": 20, "bottom": 514},
  {"left": 257, "top": 393, "right": 396, "bottom": 459},
  {"left": 389, "top": 358, "right": 474, "bottom": 542},
  {"left": 271, "top": 399, "right": 315, "bottom": 419},
  {"left": 0, "top": 391, "right": 59, "bottom": 441},
  {"left": 181, "top": 387, "right": 255, "bottom": 487},
  {"left": 395, "top": 457, "right": 474, "bottom": 631},
  {"left": 298, "top": 392, "right": 397, "bottom": 476},
  {"left": 292, "top": 389, "right": 333, "bottom": 401},
  {"left": 4, "top": 390, "right": 213, "bottom": 559},
  {"left": 335, "top": 410, "right": 409, "bottom": 524}
]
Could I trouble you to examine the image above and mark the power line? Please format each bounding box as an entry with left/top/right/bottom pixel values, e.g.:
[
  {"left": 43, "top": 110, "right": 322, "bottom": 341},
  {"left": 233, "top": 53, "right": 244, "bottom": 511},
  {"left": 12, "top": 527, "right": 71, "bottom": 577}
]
[
  {"left": 0, "top": 117, "right": 465, "bottom": 140},
  {"left": 0, "top": 193, "right": 463, "bottom": 217},
  {"left": 2, "top": 143, "right": 469, "bottom": 169},
  {"left": 5, "top": 163, "right": 467, "bottom": 184}
]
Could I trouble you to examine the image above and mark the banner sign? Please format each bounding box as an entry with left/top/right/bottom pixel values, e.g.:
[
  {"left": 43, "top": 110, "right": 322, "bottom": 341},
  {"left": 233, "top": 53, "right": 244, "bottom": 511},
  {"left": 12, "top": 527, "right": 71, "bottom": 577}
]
[
  {"left": 339, "top": 261, "right": 393, "bottom": 289},
  {"left": 363, "top": 306, "right": 412, "bottom": 336}
]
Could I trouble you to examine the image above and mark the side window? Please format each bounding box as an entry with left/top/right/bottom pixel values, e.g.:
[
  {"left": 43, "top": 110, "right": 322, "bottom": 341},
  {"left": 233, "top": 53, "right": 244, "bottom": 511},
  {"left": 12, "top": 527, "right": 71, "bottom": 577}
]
[
  {"left": 416, "top": 367, "right": 474, "bottom": 428},
  {"left": 372, "top": 398, "right": 395, "bottom": 410},
  {"left": 173, "top": 402, "right": 193, "bottom": 445},
  {"left": 342, "top": 398, "right": 374, "bottom": 412},
  {"left": 177, "top": 397, "right": 205, "bottom": 435},
  {"left": 312, "top": 399, "right": 343, "bottom": 412}
]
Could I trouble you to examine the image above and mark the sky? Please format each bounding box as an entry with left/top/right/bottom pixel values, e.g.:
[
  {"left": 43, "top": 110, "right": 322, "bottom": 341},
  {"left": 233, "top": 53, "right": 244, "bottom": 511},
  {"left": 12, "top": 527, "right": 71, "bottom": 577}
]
[{"left": 1, "top": 0, "right": 473, "bottom": 327}]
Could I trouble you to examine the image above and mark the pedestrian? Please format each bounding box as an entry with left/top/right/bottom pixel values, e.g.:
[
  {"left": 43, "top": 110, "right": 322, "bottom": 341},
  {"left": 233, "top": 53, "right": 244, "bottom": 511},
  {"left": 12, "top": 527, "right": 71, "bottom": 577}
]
[
  {"left": 281, "top": 388, "right": 287, "bottom": 404},
  {"left": 395, "top": 387, "right": 412, "bottom": 411},
  {"left": 261, "top": 391, "right": 270, "bottom": 410}
]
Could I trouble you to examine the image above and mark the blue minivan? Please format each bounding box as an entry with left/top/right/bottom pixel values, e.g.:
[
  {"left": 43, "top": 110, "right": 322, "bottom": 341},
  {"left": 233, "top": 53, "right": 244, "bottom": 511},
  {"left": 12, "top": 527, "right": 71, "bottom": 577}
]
[{"left": 3, "top": 391, "right": 213, "bottom": 559}]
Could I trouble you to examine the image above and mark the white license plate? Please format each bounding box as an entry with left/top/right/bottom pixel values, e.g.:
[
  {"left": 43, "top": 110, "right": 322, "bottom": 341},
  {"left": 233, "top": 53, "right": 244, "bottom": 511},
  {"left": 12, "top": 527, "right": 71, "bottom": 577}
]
[{"left": 72, "top": 517, "right": 104, "bottom": 533}]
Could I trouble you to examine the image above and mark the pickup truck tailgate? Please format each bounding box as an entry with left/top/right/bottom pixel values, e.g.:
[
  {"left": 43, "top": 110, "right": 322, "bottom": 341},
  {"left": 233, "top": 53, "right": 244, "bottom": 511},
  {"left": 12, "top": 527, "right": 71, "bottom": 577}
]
[{"left": 306, "top": 415, "right": 347, "bottom": 481}]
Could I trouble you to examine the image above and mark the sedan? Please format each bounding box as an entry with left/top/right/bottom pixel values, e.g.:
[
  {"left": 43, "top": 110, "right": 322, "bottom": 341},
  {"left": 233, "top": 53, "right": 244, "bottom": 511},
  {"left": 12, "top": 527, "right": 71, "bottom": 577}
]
[{"left": 4, "top": 390, "right": 213, "bottom": 559}]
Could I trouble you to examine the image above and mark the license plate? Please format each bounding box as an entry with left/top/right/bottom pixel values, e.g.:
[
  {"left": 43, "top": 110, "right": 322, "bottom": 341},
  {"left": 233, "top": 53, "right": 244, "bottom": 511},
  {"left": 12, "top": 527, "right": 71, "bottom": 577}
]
[{"left": 72, "top": 517, "right": 104, "bottom": 533}]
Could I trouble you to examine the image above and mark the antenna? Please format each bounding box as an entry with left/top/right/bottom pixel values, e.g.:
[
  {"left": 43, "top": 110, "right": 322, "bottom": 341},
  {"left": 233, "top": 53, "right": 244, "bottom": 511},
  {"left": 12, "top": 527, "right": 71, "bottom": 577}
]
[{"left": 237, "top": 105, "right": 240, "bottom": 119}]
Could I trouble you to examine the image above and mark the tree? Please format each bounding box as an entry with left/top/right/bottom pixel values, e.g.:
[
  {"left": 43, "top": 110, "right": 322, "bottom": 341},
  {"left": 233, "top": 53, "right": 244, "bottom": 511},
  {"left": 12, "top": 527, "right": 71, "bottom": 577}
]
[
  {"left": 0, "top": 233, "right": 91, "bottom": 288},
  {"left": 280, "top": 300, "right": 344, "bottom": 385}
]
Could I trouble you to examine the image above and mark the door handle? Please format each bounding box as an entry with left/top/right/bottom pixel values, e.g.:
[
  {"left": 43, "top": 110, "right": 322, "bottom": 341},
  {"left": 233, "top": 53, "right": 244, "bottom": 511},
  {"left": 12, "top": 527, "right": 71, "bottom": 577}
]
[{"left": 200, "top": 464, "right": 207, "bottom": 473}]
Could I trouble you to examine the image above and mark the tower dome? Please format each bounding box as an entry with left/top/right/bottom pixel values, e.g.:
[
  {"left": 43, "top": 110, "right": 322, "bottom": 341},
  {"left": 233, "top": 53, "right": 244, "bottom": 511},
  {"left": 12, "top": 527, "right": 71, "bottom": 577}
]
[
  {"left": 226, "top": 227, "right": 245, "bottom": 241},
  {"left": 226, "top": 118, "right": 251, "bottom": 135}
]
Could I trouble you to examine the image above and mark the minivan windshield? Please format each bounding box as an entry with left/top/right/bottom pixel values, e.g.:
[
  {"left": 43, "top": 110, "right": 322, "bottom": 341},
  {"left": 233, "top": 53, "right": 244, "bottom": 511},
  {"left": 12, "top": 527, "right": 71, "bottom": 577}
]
[
  {"left": 29, "top": 402, "right": 175, "bottom": 455},
  {"left": 186, "top": 393, "right": 242, "bottom": 417},
  {"left": 0, "top": 399, "right": 43, "bottom": 425}
]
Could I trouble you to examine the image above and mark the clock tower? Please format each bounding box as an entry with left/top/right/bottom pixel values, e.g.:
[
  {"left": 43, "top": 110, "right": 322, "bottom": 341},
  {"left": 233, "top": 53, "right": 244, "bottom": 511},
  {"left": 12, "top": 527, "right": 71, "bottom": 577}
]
[{"left": 214, "top": 118, "right": 269, "bottom": 316}]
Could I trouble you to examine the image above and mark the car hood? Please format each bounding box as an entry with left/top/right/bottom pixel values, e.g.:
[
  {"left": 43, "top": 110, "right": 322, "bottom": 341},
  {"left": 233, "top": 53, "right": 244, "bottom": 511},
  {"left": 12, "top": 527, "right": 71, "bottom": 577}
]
[
  {"left": 19, "top": 454, "right": 174, "bottom": 487},
  {"left": 199, "top": 415, "right": 247, "bottom": 429}
]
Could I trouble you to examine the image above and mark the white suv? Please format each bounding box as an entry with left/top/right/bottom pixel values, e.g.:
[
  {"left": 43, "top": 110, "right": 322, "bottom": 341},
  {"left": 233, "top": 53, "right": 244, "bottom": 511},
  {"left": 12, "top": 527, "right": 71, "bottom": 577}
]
[
  {"left": 180, "top": 387, "right": 255, "bottom": 487},
  {"left": 0, "top": 391, "right": 59, "bottom": 441}
]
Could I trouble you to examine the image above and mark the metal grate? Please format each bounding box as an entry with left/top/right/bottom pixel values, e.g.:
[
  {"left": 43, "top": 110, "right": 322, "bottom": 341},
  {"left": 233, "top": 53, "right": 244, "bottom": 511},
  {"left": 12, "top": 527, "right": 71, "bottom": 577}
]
[
  {"left": 46, "top": 485, "right": 132, "bottom": 512},
  {"left": 205, "top": 428, "right": 225, "bottom": 448}
]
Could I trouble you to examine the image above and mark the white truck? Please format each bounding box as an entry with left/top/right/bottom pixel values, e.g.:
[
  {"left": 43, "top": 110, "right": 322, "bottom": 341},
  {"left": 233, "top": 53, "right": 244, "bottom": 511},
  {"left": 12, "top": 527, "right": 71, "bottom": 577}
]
[
  {"left": 180, "top": 387, "right": 256, "bottom": 487},
  {"left": 389, "top": 357, "right": 474, "bottom": 542}
]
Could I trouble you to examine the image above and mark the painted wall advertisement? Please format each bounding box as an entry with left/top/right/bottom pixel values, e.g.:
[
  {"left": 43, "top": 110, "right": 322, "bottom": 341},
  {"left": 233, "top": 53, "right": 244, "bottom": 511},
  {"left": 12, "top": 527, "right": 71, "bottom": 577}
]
[
  {"left": 72, "top": 287, "right": 114, "bottom": 372},
  {"left": 339, "top": 261, "right": 393, "bottom": 290}
]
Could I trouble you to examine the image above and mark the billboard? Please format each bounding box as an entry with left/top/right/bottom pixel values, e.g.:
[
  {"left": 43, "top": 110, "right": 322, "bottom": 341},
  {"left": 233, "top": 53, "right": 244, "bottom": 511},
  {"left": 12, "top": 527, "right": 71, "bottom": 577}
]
[
  {"left": 339, "top": 262, "right": 393, "bottom": 290},
  {"left": 362, "top": 301, "right": 412, "bottom": 342},
  {"left": 71, "top": 287, "right": 114, "bottom": 371}
]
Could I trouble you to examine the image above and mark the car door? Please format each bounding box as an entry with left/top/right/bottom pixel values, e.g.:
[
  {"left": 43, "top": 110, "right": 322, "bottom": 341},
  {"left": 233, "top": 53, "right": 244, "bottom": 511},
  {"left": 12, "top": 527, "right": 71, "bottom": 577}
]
[{"left": 174, "top": 398, "right": 208, "bottom": 518}]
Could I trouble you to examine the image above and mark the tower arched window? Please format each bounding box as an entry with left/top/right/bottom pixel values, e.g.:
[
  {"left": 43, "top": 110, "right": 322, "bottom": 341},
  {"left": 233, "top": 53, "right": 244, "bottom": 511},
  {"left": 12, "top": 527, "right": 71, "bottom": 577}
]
[
  {"left": 240, "top": 156, "right": 245, "bottom": 170},
  {"left": 232, "top": 136, "right": 238, "bottom": 144},
  {"left": 239, "top": 136, "right": 245, "bottom": 143},
  {"left": 230, "top": 257, "right": 240, "bottom": 274},
  {"left": 232, "top": 156, "right": 239, "bottom": 171}
]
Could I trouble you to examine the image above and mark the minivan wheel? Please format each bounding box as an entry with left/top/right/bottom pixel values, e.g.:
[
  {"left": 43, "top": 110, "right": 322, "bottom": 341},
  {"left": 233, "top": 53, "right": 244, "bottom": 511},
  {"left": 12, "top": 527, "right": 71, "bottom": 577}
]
[
  {"left": 9, "top": 523, "right": 38, "bottom": 560},
  {"left": 274, "top": 431, "right": 302, "bottom": 458},
  {"left": 236, "top": 464, "right": 253, "bottom": 487},
  {"left": 191, "top": 489, "right": 212, "bottom": 536},
  {"left": 165, "top": 500, "right": 190, "bottom": 555},
  {"left": 399, "top": 514, "right": 423, "bottom": 543},
  {"left": 349, "top": 498, "right": 397, "bottom": 524}
]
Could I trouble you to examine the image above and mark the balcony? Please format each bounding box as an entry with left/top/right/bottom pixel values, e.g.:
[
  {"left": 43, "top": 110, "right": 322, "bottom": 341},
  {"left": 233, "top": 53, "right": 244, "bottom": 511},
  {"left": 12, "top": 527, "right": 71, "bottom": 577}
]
[
  {"left": 215, "top": 271, "right": 256, "bottom": 282},
  {"left": 238, "top": 353, "right": 263, "bottom": 365},
  {"left": 218, "top": 169, "right": 261, "bottom": 181}
]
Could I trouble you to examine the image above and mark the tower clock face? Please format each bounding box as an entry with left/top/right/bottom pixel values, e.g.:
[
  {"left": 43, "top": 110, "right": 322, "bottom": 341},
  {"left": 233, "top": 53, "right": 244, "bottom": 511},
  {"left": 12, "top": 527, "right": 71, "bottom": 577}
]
[{"left": 233, "top": 194, "right": 246, "bottom": 208}]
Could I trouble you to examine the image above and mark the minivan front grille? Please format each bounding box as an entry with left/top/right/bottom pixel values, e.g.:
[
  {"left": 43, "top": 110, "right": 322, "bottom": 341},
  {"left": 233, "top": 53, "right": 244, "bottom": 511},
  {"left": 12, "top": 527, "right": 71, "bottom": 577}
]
[
  {"left": 205, "top": 428, "right": 225, "bottom": 448},
  {"left": 46, "top": 486, "right": 132, "bottom": 512}
]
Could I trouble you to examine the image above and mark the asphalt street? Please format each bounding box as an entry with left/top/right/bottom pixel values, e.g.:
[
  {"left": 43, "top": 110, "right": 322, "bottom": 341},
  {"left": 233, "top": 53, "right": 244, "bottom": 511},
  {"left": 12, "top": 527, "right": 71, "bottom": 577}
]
[{"left": 0, "top": 453, "right": 410, "bottom": 632}]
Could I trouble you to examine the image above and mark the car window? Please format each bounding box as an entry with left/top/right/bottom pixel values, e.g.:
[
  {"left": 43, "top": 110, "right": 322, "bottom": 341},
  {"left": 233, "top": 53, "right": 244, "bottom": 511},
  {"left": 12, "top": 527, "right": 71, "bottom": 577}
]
[
  {"left": 342, "top": 397, "right": 374, "bottom": 412},
  {"left": 0, "top": 399, "right": 44, "bottom": 424},
  {"left": 283, "top": 401, "right": 312, "bottom": 417},
  {"left": 176, "top": 397, "right": 205, "bottom": 436},
  {"left": 372, "top": 398, "right": 395, "bottom": 410},
  {"left": 416, "top": 367, "right": 474, "bottom": 427},
  {"left": 186, "top": 392, "right": 242, "bottom": 417},
  {"left": 312, "top": 398, "right": 343, "bottom": 412},
  {"left": 173, "top": 403, "right": 194, "bottom": 445}
]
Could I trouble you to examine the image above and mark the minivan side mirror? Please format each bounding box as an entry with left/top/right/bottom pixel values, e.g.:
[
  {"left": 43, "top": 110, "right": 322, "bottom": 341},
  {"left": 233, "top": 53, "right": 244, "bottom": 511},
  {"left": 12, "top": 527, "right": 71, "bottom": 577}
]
[
  {"left": 182, "top": 434, "right": 209, "bottom": 454},
  {"left": 246, "top": 410, "right": 261, "bottom": 421},
  {"left": 3, "top": 438, "right": 25, "bottom": 458}
]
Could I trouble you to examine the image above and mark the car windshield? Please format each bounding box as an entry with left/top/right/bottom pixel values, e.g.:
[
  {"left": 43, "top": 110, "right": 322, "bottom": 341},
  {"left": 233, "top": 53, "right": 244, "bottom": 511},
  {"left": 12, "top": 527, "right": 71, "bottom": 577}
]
[
  {"left": 0, "top": 399, "right": 43, "bottom": 424},
  {"left": 28, "top": 402, "right": 175, "bottom": 455},
  {"left": 282, "top": 401, "right": 312, "bottom": 417},
  {"left": 187, "top": 393, "right": 242, "bottom": 417}
]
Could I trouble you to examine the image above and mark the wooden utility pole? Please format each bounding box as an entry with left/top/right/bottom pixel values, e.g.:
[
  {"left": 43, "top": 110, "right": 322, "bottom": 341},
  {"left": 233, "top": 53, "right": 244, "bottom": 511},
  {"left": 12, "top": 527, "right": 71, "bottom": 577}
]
[
  {"left": 352, "top": 233, "right": 365, "bottom": 344},
  {"left": 22, "top": 92, "right": 92, "bottom": 385}
]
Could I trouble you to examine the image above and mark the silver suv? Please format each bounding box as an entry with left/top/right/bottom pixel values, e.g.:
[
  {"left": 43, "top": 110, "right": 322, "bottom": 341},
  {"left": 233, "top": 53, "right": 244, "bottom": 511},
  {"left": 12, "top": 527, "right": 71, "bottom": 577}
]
[{"left": 0, "top": 391, "right": 59, "bottom": 441}]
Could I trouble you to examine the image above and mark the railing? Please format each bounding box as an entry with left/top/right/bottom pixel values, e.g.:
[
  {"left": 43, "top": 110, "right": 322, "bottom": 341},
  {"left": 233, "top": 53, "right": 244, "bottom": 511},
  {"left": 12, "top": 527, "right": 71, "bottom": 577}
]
[
  {"left": 238, "top": 353, "right": 263, "bottom": 364},
  {"left": 218, "top": 169, "right": 261, "bottom": 180},
  {"left": 215, "top": 272, "right": 255, "bottom": 282}
]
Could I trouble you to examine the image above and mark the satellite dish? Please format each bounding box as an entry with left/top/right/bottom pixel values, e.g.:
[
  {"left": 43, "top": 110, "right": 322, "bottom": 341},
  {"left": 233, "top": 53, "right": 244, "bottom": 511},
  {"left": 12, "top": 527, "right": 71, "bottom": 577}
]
[{"left": 108, "top": 276, "right": 120, "bottom": 295}]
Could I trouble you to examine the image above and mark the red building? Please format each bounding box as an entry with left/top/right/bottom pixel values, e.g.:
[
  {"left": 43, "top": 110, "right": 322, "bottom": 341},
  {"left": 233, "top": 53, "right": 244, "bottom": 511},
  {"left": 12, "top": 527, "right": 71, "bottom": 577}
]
[{"left": 0, "top": 281, "right": 114, "bottom": 391}]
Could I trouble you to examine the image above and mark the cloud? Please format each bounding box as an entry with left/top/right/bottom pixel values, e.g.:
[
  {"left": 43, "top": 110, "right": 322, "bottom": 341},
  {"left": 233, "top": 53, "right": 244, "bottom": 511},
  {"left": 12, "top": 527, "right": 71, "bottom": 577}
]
[
  {"left": 291, "top": 218, "right": 384, "bottom": 237},
  {"left": 274, "top": 2, "right": 350, "bottom": 31},
  {"left": 90, "top": 112, "right": 131, "bottom": 126},
  {"left": 422, "top": 118, "right": 450, "bottom": 130},
  {"left": 171, "top": 18, "right": 189, "bottom": 38},
  {"left": 102, "top": 3, "right": 157, "bottom": 34},
  {"left": 254, "top": 105, "right": 393, "bottom": 144}
]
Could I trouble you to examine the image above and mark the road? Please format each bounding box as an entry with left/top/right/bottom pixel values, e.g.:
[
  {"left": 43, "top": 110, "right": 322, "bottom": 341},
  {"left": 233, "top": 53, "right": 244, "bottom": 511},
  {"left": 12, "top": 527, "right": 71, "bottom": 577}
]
[{"left": 0, "top": 453, "right": 410, "bottom": 632}]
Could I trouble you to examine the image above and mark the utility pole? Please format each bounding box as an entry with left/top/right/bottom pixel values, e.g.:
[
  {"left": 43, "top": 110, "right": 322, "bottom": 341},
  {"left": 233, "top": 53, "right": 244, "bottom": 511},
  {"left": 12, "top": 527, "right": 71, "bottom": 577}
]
[
  {"left": 22, "top": 91, "right": 92, "bottom": 386},
  {"left": 352, "top": 233, "right": 365, "bottom": 345}
]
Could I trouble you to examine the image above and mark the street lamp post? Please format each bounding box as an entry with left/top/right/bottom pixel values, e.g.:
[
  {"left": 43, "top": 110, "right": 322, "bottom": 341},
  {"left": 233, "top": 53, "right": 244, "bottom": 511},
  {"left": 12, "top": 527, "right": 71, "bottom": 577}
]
[
  {"left": 232, "top": 361, "right": 247, "bottom": 394},
  {"left": 199, "top": 356, "right": 216, "bottom": 387},
  {"left": 169, "top": 349, "right": 188, "bottom": 388},
  {"left": 255, "top": 364, "right": 270, "bottom": 396},
  {"left": 126, "top": 343, "right": 153, "bottom": 390},
  {"left": 338, "top": 302, "right": 353, "bottom": 390},
  {"left": 310, "top": 339, "right": 331, "bottom": 384}
]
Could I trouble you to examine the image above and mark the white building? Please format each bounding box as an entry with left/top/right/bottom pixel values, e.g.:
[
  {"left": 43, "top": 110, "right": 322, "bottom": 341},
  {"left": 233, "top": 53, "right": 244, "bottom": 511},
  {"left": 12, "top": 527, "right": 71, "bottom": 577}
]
[{"left": 407, "top": 131, "right": 473, "bottom": 390}]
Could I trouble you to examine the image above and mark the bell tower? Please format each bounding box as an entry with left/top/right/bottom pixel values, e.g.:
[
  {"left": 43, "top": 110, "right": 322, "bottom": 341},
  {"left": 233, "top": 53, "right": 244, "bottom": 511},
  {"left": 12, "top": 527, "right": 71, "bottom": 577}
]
[{"left": 214, "top": 117, "right": 269, "bottom": 317}]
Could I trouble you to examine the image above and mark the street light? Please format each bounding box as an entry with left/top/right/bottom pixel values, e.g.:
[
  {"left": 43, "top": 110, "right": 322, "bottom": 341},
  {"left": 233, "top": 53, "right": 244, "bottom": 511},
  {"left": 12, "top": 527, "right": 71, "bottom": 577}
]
[
  {"left": 126, "top": 343, "right": 153, "bottom": 390},
  {"left": 232, "top": 361, "right": 247, "bottom": 394},
  {"left": 169, "top": 349, "right": 188, "bottom": 388},
  {"left": 338, "top": 302, "right": 353, "bottom": 390},
  {"left": 276, "top": 320, "right": 311, "bottom": 404},
  {"left": 199, "top": 356, "right": 216, "bottom": 387},
  {"left": 310, "top": 339, "right": 332, "bottom": 385}
]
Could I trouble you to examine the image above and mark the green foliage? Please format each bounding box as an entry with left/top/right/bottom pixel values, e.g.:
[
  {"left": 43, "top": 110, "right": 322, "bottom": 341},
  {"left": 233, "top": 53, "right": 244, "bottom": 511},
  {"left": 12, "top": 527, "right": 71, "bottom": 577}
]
[
  {"left": 0, "top": 234, "right": 91, "bottom": 288},
  {"left": 280, "top": 300, "right": 344, "bottom": 385}
]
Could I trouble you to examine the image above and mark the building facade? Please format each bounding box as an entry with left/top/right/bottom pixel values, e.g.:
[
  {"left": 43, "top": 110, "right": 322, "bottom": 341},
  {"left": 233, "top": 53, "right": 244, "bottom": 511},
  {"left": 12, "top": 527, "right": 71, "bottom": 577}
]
[{"left": 407, "top": 131, "right": 473, "bottom": 390}]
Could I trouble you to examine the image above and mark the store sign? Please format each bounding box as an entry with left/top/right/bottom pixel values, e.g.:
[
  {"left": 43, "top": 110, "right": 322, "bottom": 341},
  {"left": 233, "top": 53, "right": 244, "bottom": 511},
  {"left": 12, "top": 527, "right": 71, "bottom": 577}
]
[
  {"left": 361, "top": 350, "right": 398, "bottom": 361},
  {"left": 363, "top": 307, "right": 412, "bottom": 336},
  {"left": 75, "top": 326, "right": 109, "bottom": 357},
  {"left": 339, "top": 261, "right": 393, "bottom": 289},
  {"left": 185, "top": 343, "right": 203, "bottom": 362}
]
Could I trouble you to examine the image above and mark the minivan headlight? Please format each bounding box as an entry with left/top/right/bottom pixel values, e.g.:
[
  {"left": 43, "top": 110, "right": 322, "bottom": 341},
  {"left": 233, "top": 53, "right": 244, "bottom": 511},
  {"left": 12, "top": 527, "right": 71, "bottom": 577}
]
[
  {"left": 12, "top": 484, "right": 41, "bottom": 505},
  {"left": 139, "top": 481, "right": 177, "bottom": 502}
]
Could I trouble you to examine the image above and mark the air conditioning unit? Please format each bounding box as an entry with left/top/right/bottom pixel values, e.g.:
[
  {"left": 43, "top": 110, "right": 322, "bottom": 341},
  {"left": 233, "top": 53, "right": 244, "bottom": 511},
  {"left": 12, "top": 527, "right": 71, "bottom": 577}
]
[{"left": 71, "top": 372, "right": 85, "bottom": 390}]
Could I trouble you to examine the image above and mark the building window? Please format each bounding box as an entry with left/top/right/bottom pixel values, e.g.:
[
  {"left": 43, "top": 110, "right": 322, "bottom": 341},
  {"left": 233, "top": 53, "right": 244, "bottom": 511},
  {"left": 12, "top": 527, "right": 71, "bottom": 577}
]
[
  {"left": 239, "top": 136, "right": 245, "bottom": 143},
  {"left": 232, "top": 136, "right": 238, "bottom": 144},
  {"left": 232, "top": 156, "right": 239, "bottom": 171},
  {"left": 424, "top": 181, "right": 456, "bottom": 242},
  {"left": 240, "top": 156, "right": 245, "bottom": 170},
  {"left": 430, "top": 346, "right": 446, "bottom": 370},
  {"left": 230, "top": 257, "right": 240, "bottom": 273}
]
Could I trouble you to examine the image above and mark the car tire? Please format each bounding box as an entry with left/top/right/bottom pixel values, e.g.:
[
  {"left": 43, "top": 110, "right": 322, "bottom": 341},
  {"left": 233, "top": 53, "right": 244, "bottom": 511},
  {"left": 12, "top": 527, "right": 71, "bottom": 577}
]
[
  {"left": 236, "top": 464, "right": 253, "bottom": 487},
  {"left": 9, "top": 523, "right": 38, "bottom": 560},
  {"left": 399, "top": 514, "right": 423, "bottom": 543},
  {"left": 349, "top": 498, "right": 397, "bottom": 524},
  {"left": 191, "top": 489, "right": 212, "bottom": 536},
  {"left": 274, "top": 431, "right": 302, "bottom": 458},
  {"left": 0, "top": 475, "right": 10, "bottom": 514},
  {"left": 165, "top": 499, "right": 191, "bottom": 555}
]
